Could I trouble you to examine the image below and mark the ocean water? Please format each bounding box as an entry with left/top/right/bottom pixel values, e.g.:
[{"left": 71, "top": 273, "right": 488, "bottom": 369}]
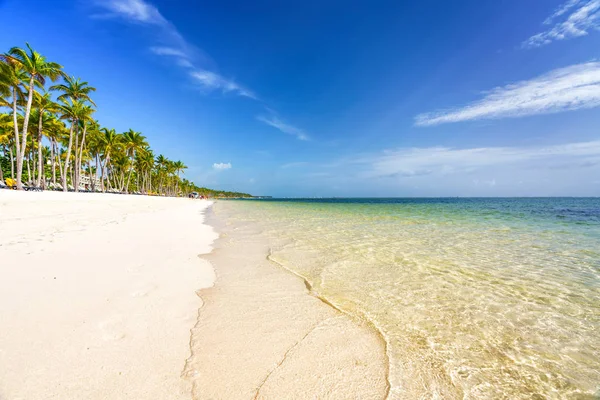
[{"left": 218, "top": 198, "right": 600, "bottom": 399}]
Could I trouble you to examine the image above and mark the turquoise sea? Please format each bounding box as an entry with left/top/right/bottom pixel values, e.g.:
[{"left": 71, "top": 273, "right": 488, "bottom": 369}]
[{"left": 221, "top": 198, "right": 600, "bottom": 399}]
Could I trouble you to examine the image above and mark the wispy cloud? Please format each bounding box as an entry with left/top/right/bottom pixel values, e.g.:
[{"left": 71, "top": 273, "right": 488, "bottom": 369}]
[
  {"left": 191, "top": 70, "right": 256, "bottom": 98},
  {"left": 213, "top": 162, "right": 232, "bottom": 170},
  {"left": 523, "top": 0, "right": 600, "bottom": 48},
  {"left": 94, "top": 0, "right": 167, "bottom": 25},
  {"left": 415, "top": 61, "right": 600, "bottom": 126},
  {"left": 365, "top": 140, "right": 600, "bottom": 179},
  {"left": 93, "top": 0, "right": 254, "bottom": 99},
  {"left": 257, "top": 115, "right": 309, "bottom": 141},
  {"left": 149, "top": 46, "right": 188, "bottom": 58},
  {"left": 94, "top": 0, "right": 306, "bottom": 140}
]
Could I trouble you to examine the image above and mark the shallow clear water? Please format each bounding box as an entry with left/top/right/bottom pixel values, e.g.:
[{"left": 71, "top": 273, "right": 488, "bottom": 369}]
[{"left": 220, "top": 198, "right": 600, "bottom": 399}]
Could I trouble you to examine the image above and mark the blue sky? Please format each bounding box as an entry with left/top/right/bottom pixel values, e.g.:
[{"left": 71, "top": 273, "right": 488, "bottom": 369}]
[{"left": 2, "top": 0, "right": 600, "bottom": 196}]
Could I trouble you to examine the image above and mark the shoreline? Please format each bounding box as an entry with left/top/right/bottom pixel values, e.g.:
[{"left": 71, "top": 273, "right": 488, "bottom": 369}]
[
  {"left": 1, "top": 192, "right": 388, "bottom": 399},
  {"left": 265, "top": 248, "right": 392, "bottom": 398},
  {"left": 187, "top": 200, "right": 389, "bottom": 399}
]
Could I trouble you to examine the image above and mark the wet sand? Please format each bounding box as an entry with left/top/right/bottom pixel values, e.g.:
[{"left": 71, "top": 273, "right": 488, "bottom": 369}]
[{"left": 185, "top": 203, "right": 389, "bottom": 399}]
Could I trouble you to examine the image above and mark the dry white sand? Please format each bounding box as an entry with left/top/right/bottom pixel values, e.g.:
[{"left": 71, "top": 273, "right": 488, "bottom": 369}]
[{"left": 0, "top": 191, "right": 217, "bottom": 400}]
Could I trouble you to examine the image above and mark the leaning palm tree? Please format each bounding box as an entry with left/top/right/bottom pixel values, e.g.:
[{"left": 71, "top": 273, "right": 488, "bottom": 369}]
[
  {"left": 121, "top": 129, "right": 147, "bottom": 193},
  {"left": 2, "top": 43, "right": 63, "bottom": 189}
]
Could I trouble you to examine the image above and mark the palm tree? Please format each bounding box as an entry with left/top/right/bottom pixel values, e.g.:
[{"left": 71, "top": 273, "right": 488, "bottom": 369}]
[
  {"left": 99, "top": 128, "right": 121, "bottom": 192},
  {"left": 0, "top": 113, "right": 13, "bottom": 181},
  {"left": 3, "top": 43, "right": 63, "bottom": 189},
  {"left": 50, "top": 75, "right": 96, "bottom": 105},
  {"left": 32, "top": 92, "right": 57, "bottom": 187},
  {"left": 0, "top": 59, "right": 26, "bottom": 184},
  {"left": 56, "top": 98, "right": 86, "bottom": 191},
  {"left": 121, "top": 129, "right": 147, "bottom": 193},
  {"left": 44, "top": 115, "right": 66, "bottom": 186},
  {"left": 173, "top": 160, "right": 187, "bottom": 194},
  {"left": 136, "top": 147, "right": 154, "bottom": 193},
  {"left": 73, "top": 106, "right": 95, "bottom": 191}
]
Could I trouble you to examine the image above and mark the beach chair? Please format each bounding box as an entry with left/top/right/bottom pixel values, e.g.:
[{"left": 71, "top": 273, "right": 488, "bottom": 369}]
[
  {"left": 5, "top": 178, "right": 17, "bottom": 189},
  {"left": 0, "top": 180, "right": 7, "bottom": 189}
]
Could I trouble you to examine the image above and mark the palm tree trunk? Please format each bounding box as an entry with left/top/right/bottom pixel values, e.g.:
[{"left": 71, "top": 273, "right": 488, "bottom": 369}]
[
  {"left": 95, "top": 154, "right": 101, "bottom": 192},
  {"left": 11, "top": 88, "right": 22, "bottom": 189},
  {"left": 36, "top": 111, "right": 43, "bottom": 187},
  {"left": 125, "top": 154, "right": 135, "bottom": 194},
  {"left": 9, "top": 145, "right": 15, "bottom": 179},
  {"left": 26, "top": 152, "right": 32, "bottom": 185},
  {"left": 31, "top": 148, "right": 36, "bottom": 184},
  {"left": 76, "top": 124, "right": 88, "bottom": 191},
  {"left": 16, "top": 76, "right": 36, "bottom": 190},
  {"left": 74, "top": 124, "right": 80, "bottom": 192},
  {"left": 51, "top": 140, "right": 56, "bottom": 185},
  {"left": 61, "top": 120, "right": 76, "bottom": 192},
  {"left": 0, "top": 149, "right": 4, "bottom": 182},
  {"left": 101, "top": 155, "right": 110, "bottom": 192},
  {"left": 88, "top": 160, "right": 94, "bottom": 191}
]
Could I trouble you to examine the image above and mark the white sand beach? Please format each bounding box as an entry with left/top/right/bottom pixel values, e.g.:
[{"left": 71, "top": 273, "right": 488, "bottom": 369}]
[
  {"left": 0, "top": 191, "right": 388, "bottom": 399},
  {"left": 0, "top": 191, "right": 217, "bottom": 400}
]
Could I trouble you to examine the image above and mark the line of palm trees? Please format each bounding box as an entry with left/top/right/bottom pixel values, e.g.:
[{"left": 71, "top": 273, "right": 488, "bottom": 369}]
[{"left": 0, "top": 43, "right": 198, "bottom": 196}]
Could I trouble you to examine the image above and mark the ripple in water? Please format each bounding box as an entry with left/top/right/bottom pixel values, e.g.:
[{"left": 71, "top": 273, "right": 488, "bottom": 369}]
[{"left": 220, "top": 198, "right": 600, "bottom": 399}]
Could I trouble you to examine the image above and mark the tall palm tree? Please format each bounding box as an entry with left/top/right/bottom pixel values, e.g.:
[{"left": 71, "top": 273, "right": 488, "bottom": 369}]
[
  {"left": 44, "top": 115, "right": 66, "bottom": 186},
  {"left": 173, "top": 160, "right": 187, "bottom": 194},
  {"left": 0, "top": 59, "right": 26, "bottom": 184},
  {"left": 32, "top": 92, "right": 57, "bottom": 187},
  {"left": 56, "top": 98, "right": 86, "bottom": 191},
  {"left": 121, "top": 129, "right": 147, "bottom": 193},
  {"left": 3, "top": 43, "right": 63, "bottom": 189},
  {"left": 73, "top": 106, "right": 95, "bottom": 191},
  {"left": 134, "top": 147, "right": 154, "bottom": 193},
  {"left": 99, "top": 127, "right": 120, "bottom": 192},
  {"left": 0, "top": 113, "right": 13, "bottom": 181}
]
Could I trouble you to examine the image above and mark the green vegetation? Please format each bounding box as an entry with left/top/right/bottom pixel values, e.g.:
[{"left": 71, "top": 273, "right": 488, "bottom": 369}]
[{"left": 0, "top": 43, "right": 252, "bottom": 198}]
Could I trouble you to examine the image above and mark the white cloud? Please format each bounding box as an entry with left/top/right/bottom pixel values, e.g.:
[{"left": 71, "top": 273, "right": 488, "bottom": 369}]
[
  {"left": 149, "top": 46, "right": 188, "bottom": 58},
  {"left": 257, "top": 115, "right": 309, "bottom": 141},
  {"left": 213, "top": 162, "right": 232, "bottom": 170},
  {"left": 190, "top": 70, "right": 255, "bottom": 98},
  {"left": 523, "top": 0, "right": 600, "bottom": 48},
  {"left": 543, "top": 0, "right": 582, "bottom": 24},
  {"left": 415, "top": 61, "right": 600, "bottom": 126},
  {"left": 95, "top": 0, "right": 167, "bottom": 25},
  {"left": 365, "top": 140, "right": 600, "bottom": 179}
]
